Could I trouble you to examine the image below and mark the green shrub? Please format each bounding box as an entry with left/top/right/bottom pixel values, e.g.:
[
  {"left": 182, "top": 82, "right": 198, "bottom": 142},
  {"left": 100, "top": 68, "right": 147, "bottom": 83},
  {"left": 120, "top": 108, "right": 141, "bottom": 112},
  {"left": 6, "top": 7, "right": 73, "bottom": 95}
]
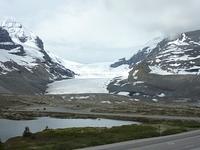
[
  {"left": 0, "top": 143, "right": 4, "bottom": 150},
  {"left": 162, "top": 128, "right": 187, "bottom": 135}
]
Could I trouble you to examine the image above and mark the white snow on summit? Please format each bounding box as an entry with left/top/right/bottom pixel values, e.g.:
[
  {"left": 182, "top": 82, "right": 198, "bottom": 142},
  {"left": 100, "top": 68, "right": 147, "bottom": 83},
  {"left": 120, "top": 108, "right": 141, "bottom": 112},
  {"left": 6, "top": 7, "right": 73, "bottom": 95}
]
[
  {"left": 1, "top": 18, "right": 39, "bottom": 49},
  {"left": 0, "top": 19, "right": 47, "bottom": 73}
]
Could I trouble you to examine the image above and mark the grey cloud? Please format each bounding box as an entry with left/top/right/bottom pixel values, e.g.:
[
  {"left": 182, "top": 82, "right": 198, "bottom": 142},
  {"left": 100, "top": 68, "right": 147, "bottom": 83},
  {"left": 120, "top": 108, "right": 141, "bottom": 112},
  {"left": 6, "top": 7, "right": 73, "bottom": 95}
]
[{"left": 0, "top": 0, "right": 200, "bottom": 63}]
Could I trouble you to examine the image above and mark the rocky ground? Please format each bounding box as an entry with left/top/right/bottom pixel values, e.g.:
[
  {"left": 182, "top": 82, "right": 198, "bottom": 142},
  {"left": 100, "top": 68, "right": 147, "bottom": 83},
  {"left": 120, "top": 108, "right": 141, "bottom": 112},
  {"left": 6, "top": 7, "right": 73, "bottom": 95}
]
[{"left": 0, "top": 93, "right": 200, "bottom": 120}]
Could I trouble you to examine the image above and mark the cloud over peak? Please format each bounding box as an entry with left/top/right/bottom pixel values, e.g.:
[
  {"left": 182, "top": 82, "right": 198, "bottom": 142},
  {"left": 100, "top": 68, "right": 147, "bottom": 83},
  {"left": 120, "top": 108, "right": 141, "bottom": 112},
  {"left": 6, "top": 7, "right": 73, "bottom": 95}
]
[{"left": 1, "top": 0, "right": 200, "bottom": 63}]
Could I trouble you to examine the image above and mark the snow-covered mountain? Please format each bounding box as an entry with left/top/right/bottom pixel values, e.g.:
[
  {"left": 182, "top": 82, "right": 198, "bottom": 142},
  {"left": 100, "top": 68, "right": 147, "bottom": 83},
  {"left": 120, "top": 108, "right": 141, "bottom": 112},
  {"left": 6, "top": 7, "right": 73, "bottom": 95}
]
[
  {"left": 108, "top": 30, "right": 200, "bottom": 101},
  {"left": 0, "top": 19, "right": 75, "bottom": 94}
]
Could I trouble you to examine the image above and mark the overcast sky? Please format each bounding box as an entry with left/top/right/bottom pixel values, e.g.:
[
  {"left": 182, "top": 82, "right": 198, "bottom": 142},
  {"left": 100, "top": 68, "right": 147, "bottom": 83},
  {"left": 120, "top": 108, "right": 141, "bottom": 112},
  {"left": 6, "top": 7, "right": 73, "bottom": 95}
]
[{"left": 1, "top": 0, "right": 200, "bottom": 63}]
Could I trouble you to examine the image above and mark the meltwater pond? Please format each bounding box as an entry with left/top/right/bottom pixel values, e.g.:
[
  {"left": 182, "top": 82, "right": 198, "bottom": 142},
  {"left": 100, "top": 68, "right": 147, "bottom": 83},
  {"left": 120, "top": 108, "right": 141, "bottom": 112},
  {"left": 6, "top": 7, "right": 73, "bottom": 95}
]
[{"left": 0, "top": 117, "right": 139, "bottom": 142}]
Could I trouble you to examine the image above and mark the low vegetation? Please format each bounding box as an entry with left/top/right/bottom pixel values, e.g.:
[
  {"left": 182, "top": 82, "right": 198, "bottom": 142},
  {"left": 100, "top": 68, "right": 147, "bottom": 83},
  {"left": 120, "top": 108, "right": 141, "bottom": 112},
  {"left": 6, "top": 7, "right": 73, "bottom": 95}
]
[{"left": 0, "top": 143, "right": 4, "bottom": 150}]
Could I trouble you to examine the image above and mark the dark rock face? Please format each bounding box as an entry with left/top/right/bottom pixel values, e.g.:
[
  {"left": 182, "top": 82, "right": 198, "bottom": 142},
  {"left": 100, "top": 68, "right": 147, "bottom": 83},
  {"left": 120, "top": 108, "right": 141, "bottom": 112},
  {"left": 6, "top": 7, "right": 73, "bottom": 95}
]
[
  {"left": 108, "top": 30, "right": 200, "bottom": 101},
  {"left": 0, "top": 27, "right": 12, "bottom": 42},
  {"left": 0, "top": 21, "right": 75, "bottom": 95},
  {"left": 110, "top": 40, "right": 160, "bottom": 68},
  {"left": 0, "top": 27, "right": 25, "bottom": 54},
  {"left": 0, "top": 64, "right": 49, "bottom": 94},
  {"left": 35, "top": 36, "right": 44, "bottom": 50},
  {"left": 110, "top": 58, "right": 127, "bottom": 68},
  {"left": 111, "top": 47, "right": 150, "bottom": 68}
]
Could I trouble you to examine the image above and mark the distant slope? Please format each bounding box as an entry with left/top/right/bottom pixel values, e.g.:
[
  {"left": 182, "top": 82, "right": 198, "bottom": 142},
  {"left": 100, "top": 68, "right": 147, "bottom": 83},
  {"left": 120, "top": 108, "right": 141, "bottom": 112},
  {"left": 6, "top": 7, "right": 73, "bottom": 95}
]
[
  {"left": 0, "top": 19, "right": 75, "bottom": 94},
  {"left": 110, "top": 37, "right": 163, "bottom": 68}
]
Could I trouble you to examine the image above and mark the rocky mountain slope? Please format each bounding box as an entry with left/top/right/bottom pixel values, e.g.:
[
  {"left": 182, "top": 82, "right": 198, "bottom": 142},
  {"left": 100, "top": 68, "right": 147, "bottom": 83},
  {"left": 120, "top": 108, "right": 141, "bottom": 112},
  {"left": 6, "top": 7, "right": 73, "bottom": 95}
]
[
  {"left": 108, "top": 30, "right": 200, "bottom": 101},
  {"left": 0, "top": 19, "right": 75, "bottom": 94}
]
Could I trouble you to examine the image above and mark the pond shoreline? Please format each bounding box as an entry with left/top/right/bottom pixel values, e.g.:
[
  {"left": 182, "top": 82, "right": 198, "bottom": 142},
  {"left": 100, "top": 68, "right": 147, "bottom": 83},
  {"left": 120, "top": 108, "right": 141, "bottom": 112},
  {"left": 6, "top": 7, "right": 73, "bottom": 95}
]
[{"left": 0, "top": 117, "right": 138, "bottom": 142}]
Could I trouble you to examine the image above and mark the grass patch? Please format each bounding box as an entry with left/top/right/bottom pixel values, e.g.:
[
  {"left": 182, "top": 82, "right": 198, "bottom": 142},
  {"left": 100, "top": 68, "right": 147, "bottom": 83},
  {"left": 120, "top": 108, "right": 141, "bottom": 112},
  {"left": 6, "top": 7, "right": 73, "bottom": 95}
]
[
  {"left": 164, "top": 120, "right": 200, "bottom": 128},
  {"left": 162, "top": 128, "right": 188, "bottom": 135},
  {"left": 0, "top": 144, "right": 4, "bottom": 150},
  {"left": 4, "top": 125, "right": 159, "bottom": 150}
]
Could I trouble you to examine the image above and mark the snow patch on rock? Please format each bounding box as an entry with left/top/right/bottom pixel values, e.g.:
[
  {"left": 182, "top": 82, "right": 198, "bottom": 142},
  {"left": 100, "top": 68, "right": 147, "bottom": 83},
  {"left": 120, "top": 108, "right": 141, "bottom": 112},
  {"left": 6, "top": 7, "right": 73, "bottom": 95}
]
[{"left": 101, "top": 100, "right": 111, "bottom": 104}]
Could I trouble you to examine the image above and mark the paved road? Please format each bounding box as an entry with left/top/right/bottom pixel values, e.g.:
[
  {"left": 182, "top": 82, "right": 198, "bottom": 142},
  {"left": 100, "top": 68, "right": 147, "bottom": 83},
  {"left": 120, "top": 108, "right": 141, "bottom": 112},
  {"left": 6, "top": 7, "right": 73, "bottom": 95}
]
[{"left": 79, "top": 130, "right": 200, "bottom": 150}]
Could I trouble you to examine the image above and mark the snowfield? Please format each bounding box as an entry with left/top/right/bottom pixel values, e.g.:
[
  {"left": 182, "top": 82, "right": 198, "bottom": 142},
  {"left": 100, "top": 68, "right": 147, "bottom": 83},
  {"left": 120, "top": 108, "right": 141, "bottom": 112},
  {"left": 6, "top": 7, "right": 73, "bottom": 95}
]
[
  {"left": 50, "top": 55, "right": 131, "bottom": 79},
  {"left": 46, "top": 78, "right": 111, "bottom": 94},
  {"left": 46, "top": 51, "right": 131, "bottom": 94}
]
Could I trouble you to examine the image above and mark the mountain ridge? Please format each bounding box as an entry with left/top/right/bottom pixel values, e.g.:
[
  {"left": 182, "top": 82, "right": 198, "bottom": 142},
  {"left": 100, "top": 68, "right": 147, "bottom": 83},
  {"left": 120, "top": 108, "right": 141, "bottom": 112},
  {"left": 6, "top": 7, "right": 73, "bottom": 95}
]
[{"left": 108, "top": 29, "right": 200, "bottom": 101}]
